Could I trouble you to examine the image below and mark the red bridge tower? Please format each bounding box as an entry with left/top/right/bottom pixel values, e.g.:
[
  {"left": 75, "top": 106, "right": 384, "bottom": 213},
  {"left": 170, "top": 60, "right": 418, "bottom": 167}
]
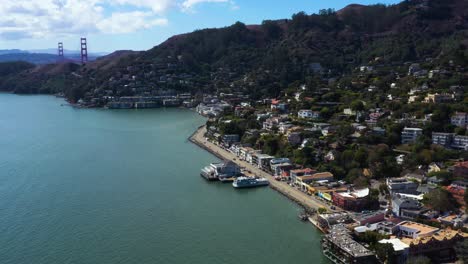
[{"left": 80, "top": 37, "right": 88, "bottom": 64}]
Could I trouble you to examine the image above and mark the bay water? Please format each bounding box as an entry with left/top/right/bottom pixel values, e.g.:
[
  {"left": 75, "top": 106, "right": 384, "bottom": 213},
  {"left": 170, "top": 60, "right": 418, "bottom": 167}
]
[{"left": 0, "top": 94, "right": 328, "bottom": 264}]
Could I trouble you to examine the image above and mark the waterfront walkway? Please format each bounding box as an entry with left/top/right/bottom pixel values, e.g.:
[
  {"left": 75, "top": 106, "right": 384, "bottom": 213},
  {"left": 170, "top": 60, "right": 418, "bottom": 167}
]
[{"left": 190, "top": 126, "right": 339, "bottom": 212}]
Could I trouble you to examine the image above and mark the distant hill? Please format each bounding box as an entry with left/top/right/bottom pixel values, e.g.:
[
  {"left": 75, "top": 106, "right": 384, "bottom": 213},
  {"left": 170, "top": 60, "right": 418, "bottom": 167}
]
[
  {"left": 0, "top": 53, "right": 60, "bottom": 65},
  {"left": 0, "top": 49, "right": 108, "bottom": 65},
  {"left": 0, "top": 0, "right": 467, "bottom": 102}
]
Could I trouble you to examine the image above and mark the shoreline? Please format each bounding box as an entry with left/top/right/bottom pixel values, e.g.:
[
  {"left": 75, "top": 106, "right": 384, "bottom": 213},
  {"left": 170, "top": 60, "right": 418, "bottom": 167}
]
[{"left": 189, "top": 125, "right": 337, "bottom": 214}]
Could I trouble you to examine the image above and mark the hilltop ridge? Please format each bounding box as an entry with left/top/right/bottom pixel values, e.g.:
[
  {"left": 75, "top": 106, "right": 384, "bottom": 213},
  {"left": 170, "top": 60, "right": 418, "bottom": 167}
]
[{"left": 0, "top": 0, "right": 466, "bottom": 102}]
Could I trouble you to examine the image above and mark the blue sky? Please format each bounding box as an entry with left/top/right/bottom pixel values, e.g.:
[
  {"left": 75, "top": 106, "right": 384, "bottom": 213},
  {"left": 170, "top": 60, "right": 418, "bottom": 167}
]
[{"left": 0, "top": 0, "right": 401, "bottom": 53}]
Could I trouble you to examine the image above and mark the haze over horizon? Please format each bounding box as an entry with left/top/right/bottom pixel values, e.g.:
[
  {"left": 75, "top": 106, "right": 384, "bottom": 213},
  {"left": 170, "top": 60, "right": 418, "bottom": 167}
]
[{"left": 0, "top": 0, "right": 401, "bottom": 53}]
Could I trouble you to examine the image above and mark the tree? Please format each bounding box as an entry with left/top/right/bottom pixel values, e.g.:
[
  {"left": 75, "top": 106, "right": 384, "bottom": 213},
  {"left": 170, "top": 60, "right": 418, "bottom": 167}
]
[
  {"left": 291, "top": 11, "right": 310, "bottom": 30},
  {"left": 351, "top": 100, "right": 365, "bottom": 111},
  {"left": 346, "top": 168, "right": 363, "bottom": 184},
  {"left": 423, "top": 188, "right": 460, "bottom": 212},
  {"left": 354, "top": 176, "right": 369, "bottom": 188},
  {"left": 465, "top": 189, "right": 468, "bottom": 213},
  {"left": 374, "top": 243, "right": 395, "bottom": 264},
  {"left": 318, "top": 207, "right": 327, "bottom": 214},
  {"left": 407, "top": 255, "right": 431, "bottom": 264},
  {"left": 357, "top": 231, "right": 389, "bottom": 250},
  {"left": 455, "top": 239, "right": 468, "bottom": 263},
  {"left": 261, "top": 20, "right": 282, "bottom": 39},
  {"left": 379, "top": 183, "right": 389, "bottom": 195}
]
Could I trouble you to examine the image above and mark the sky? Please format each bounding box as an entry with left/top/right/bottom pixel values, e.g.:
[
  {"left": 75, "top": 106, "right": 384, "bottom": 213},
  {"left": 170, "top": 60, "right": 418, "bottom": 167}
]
[{"left": 0, "top": 0, "right": 402, "bottom": 53}]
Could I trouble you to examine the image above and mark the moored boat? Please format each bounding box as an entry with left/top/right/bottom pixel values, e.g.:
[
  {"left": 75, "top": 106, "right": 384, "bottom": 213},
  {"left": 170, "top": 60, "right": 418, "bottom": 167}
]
[{"left": 232, "top": 177, "right": 269, "bottom": 188}]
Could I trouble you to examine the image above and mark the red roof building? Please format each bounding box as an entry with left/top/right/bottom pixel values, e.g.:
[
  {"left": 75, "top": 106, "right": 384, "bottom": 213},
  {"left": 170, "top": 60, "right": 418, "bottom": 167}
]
[{"left": 454, "top": 161, "right": 468, "bottom": 178}]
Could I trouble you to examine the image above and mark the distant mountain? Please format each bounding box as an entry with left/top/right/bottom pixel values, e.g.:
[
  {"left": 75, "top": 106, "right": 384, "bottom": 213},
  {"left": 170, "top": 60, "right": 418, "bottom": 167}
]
[
  {"left": 0, "top": 53, "right": 60, "bottom": 65},
  {"left": 0, "top": 53, "right": 100, "bottom": 65},
  {"left": 0, "top": 0, "right": 467, "bottom": 102},
  {"left": 28, "top": 49, "right": 109, "bottom": 57},
  {"left": 0, "top": 49, "right": 109, "bottom": 65},
  {"left": 0, "top": 49, "right": 28, "bottom": 55}
]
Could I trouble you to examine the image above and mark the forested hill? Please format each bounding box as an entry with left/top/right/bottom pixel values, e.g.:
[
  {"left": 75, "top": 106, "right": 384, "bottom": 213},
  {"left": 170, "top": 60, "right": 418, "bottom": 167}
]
[{"left": 0, "top": 0, "right": 467, "bottom": 102}]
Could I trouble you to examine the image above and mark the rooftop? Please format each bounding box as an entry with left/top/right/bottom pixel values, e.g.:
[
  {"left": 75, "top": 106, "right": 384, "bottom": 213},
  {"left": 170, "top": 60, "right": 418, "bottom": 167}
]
[
  {"left": 297, "top": 172, "right": 333, "bottom": 181},
  {"left": 291, "top": 168, "right": 315, "bottom": 174},
  {"left": 455, "top": 161, "right": 468, "bottom": 168},
  {"left": 337, "top": 188, "right": 369, "bottom": 199},
  {"left": 400, "top": 228, "right": 468, "bottom": 246},
  {"left": 326, "top": 224, "right": 376, "bottom": 258},
  {"left": 398, "top": 221, "right": 439, "bottom": 235},
  {"left": 403, "top": 127, "right": 423, "bottom": 131},
  {"left": 379, "top": 238, "right": 409, "bottom": 252}
]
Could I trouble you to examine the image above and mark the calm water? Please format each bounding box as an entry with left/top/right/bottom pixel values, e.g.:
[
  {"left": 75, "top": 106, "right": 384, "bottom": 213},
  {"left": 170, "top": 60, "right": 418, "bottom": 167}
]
[{"left": 0, "top": 94, "right": 327, "bottom": 264}]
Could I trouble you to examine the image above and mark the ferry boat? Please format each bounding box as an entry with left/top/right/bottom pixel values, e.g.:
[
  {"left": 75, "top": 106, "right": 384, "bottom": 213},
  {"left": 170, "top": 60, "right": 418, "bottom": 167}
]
[{"left": 232, "top": 177, "right": 269, "bottom": 188}]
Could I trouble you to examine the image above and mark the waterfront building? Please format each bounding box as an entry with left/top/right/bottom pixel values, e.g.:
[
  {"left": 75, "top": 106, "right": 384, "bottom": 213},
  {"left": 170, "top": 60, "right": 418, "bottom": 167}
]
[
  {"left": 270, "top": 163, "right": 294, "bottom": 177},
  {"left": 317, "top": 213, "right": 353, "bottom": 230},
  {"left": 290, "top": 168, "right": 316, "bottom": 183},
  {"left": 162, "top": 98, "right": 181, "bottom": 106},
  {"left": 313, "top": 185, "right": 348, "bottom": 202},
  {"left": 332, "top": 188, "right": 370, "bottom": 212},
  {"left": 295, "top": 172, "right": 334, "bottom": 192},
  {"left": 200, "top": 161, "right": 241, "bottom": 180},
  {"left": 401, "top": 127, "right": 423, "bottom": 144},
  {"left": 270, "top": 158, "right": 291, "bottom": 167},
  {"left": 221, "top": 134, "right": 240, "bottom": 146},
  {"left": 322, "top": 224, "right": 378, "bottom": 264},
  {"left": 252, "top": 154, "right": 274, "bottom": 170}
]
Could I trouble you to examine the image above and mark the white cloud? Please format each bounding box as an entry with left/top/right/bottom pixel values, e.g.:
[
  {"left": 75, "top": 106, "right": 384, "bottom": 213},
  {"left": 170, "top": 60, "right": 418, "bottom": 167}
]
[
  {"left": 111, "top": 0, "right": 174, "bottom": 13},
  {"left": 181, "top": 0, "right": 236, "bottom": 12},
  {"left": 0, "top": 0, "right": 237, "bottom": 41}
]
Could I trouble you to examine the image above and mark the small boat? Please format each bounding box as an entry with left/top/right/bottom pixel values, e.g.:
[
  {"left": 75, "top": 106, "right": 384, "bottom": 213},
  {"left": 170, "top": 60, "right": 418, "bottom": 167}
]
[
  {"left": 219, "top": 176, "right": 237, "bottom": 183},
  {"left": 298, "top": 210, "right": 308, "bottom": 221}
]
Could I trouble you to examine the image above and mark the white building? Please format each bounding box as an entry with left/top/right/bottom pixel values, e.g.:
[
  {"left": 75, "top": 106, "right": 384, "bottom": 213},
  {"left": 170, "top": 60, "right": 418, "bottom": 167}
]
[
  {"left": 453, "top": 135, "right": 468, "bottom": 150},
  {"left": 278, "top": 122, "right": 293, "bottom": 134},
  {"left": 396, "top": 221, "right": 439, "bottom": 239},
  {"left": 451, "top": 112, "right": 468, "bottom": 128},
  {"left": 298, "top": 110, "right": 320, "bottom": 119},
  {"left": 401, "top": 127, "right": 423, "bottom": 144},
  {"left": 432, "top": 132, "right": 453, "bottom": 147}
]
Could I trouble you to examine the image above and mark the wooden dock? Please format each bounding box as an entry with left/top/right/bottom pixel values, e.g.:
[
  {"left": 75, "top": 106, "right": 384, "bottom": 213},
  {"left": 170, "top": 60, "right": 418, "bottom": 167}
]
[{"left": 308, "top": 216, "right": 327, "bottom": 234}]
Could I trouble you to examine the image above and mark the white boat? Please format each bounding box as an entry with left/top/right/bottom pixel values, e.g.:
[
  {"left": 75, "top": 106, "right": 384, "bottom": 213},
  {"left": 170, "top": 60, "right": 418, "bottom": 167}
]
[{"left": 232, "top": 177, "right": 269, "bottom": 188}]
